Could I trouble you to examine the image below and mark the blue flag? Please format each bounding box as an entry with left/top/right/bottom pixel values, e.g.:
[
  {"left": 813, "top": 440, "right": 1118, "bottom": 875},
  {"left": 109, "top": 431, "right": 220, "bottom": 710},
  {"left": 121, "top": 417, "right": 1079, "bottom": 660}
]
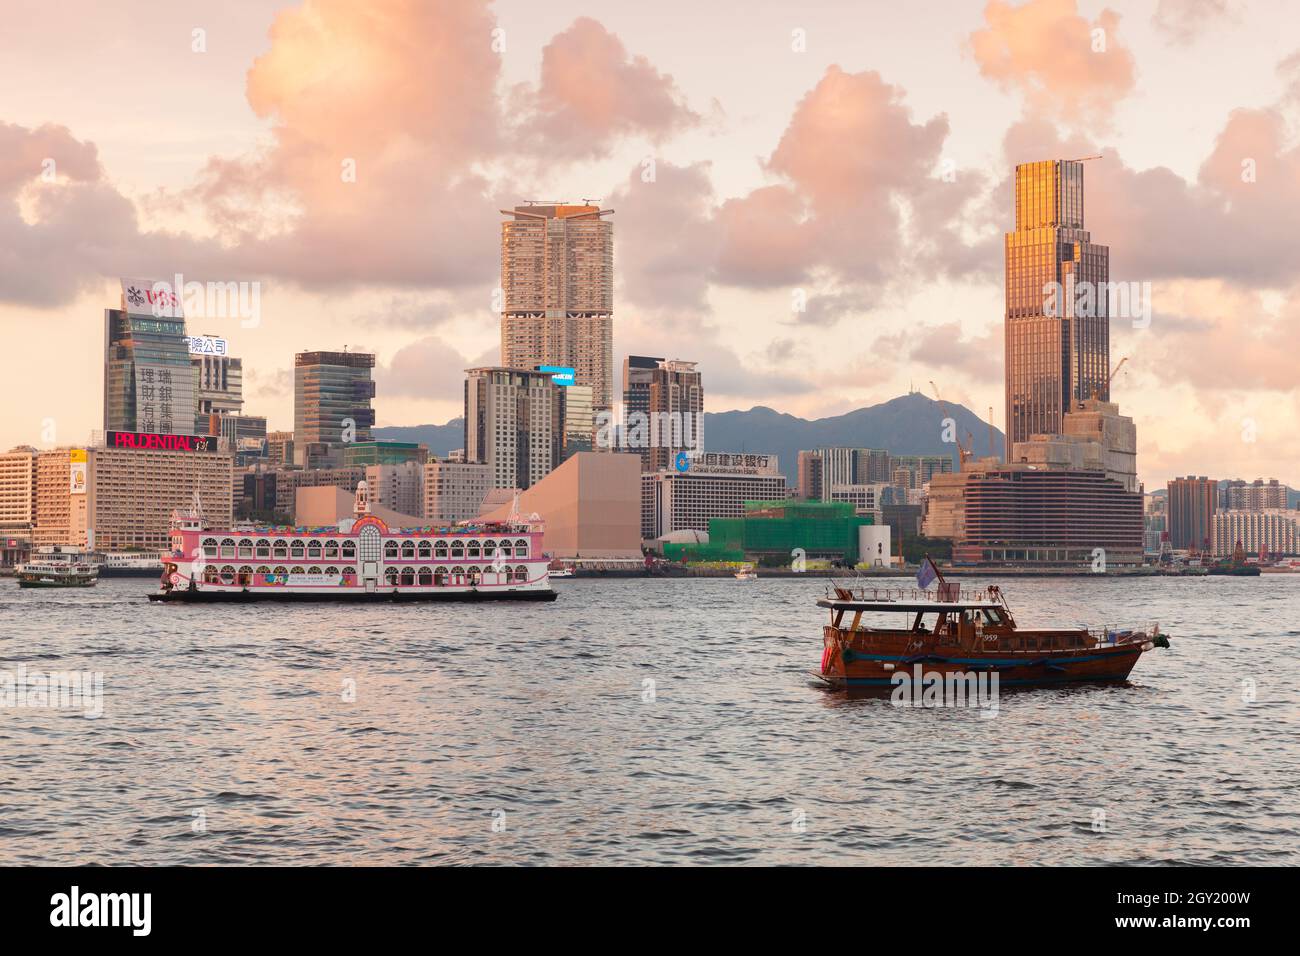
[{"left": 916, "top": 557, "right": 938, "bottom": 591}]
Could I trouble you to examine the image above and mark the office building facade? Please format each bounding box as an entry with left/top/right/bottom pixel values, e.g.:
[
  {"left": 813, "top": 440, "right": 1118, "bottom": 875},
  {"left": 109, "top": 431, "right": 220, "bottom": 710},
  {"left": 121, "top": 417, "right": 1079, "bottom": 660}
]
[
  {"left": 464, "top": 367, "right": 563, "bottom": 491},
  {"left": 104, "top": 280, "right": 197, "bottom": 436},
  {"left": 1167, "top": 476, "right": 1217, "bottom": 551},
  {"left": 1005, "top": 160, "right": 1110, "bottom": 453},
  {"left": 293, "top": 351, "right": 376, "bottom": 449},
  {"left": 424, "top": 461, "right": 493, "bottom": 523}
]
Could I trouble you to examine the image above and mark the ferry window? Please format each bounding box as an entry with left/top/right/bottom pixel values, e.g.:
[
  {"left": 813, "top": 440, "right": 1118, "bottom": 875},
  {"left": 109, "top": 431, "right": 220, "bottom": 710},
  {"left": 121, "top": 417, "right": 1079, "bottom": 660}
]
[
  {"left": 434, "top": 569, "right": 447, "bottom": 586},
  {"left": 272, "top": 566, "right": 288, "bottom": 576},
  {"left": 341, "top": 566, "right": 356, "bottom": 578},
  {"left": 482, "top": 539, "right": 496, "bottom": 558},
  {"left": 400, "top": 568, "right": 415, "bottom": 586},
  {"left": 467, "top": 566, "right": 481, "bottom": 584},
  {"left": 384, "top": 568, "right": 399, "bottom": 585},
  {"left": 467, "top": 540, "right": 481, "bottom": 559},
  {"left": 418, "top": 542, "right": 432, "bottom": 559},
  {"left": 434, "top": 540, "right": 448, "bottom": 559},
  {"left": 255, "top": 566, "right": 270, "bottom": 575},
  {"left": 220, "top": 565, "right": 236, "bottom": 584},
  {"left": 418, "top": 568, "right": 432, "bottom": 585},
  {"left": 308, "top": 566, "right": 322, "bottom": 575},
  {"left": 324, "top": 566, "right": 338, "bottom": 576},
  {"left": 220, "top": 538, "right": 236, "bottom": 558},
  {"left": 307, "top": 540, "right": 322, "bottom": 559},
  {"left": 498, "top": 541, "right": 512, "bottom": 558},
  {"left": 290, "top": 540, "right": 305, "bottom": 559},
  {"left": 289, "top": 566, "right": 304, "bottom": 575},
  {"left": 324, "top": 541, "right": 339, "bottom": 558},
  {"left": 359, "top": 527, "right": 380, "bottom": 563},
  {"left": 342, "top": 541, "right": 357, "bottom": 559},
  {"left": 255, "top": 539, "right": 271, "bottom": 558},
  {"left": 237, "top": 539, "right": 253, "bottom": 559},
  {"left": 273, "top": 540, "right": 288, "bottom": 559},
  {"left": 401, "top": 541, "right": 415, "bottom": 559},
  {"left": 204, "top": 567, "right": 220, "bottom": 583},
  {"left": 451, "top": 566, "right": 465, "bottom": 579},
  {"left": 384, "top": 541, "right": 399, "bottom": 559},
  {"left": 515, "top": 564, "right": 528, "bottom": 581},
  {"left": 451, "top": 541, "right": 465, "bottom": 558},
  {"left": 238, "top": 566, "right": 253, "bottom": 584},
  {"left": 514, "top": 539, "right": 529, "bottom": 558},
  {"left": 202, "top": 538, "right": 218, "bottom": 557}
]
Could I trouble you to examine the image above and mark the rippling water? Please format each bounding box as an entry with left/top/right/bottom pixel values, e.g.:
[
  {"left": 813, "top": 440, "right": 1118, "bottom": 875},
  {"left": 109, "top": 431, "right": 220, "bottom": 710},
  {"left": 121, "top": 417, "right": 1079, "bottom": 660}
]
[{"left": 1, "top": 575, "right": 1297, "bottom": 865}]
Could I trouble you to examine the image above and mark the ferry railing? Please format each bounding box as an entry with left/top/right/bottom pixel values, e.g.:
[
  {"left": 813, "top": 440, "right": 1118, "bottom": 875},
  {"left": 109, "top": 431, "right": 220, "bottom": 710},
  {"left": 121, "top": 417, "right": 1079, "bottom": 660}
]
[{"left": 825, "top": 582, "right": 997, "bottom": 604}]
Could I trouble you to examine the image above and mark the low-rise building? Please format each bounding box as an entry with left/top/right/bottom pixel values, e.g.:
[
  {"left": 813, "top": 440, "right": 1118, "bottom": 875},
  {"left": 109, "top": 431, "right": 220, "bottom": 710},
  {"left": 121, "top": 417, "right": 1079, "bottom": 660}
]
[
  {"left": 424, "top": 461, "right": 492, "bottom": 523},
  {"left": 641, "top": 452, "right": 787, "bottom": 538}
]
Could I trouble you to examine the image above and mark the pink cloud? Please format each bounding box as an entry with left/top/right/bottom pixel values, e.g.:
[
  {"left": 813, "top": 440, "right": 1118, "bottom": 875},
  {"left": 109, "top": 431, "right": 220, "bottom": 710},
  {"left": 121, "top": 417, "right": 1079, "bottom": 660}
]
[{"left": 970, "top": 0, "right": 1137, "bottom": 124}]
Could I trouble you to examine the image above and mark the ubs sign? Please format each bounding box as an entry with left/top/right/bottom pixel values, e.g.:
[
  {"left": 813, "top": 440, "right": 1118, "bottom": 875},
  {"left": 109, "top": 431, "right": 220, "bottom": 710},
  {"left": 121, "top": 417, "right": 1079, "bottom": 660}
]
[{"left": 106, "top": 431, "right": 218, "bottom": 453}]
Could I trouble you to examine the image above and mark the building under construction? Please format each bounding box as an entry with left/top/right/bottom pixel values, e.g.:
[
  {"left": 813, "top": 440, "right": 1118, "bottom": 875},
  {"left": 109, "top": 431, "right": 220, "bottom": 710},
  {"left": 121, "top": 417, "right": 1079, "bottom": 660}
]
[{"left": 664, "top": 499, "right": 873, "bottom": 565}]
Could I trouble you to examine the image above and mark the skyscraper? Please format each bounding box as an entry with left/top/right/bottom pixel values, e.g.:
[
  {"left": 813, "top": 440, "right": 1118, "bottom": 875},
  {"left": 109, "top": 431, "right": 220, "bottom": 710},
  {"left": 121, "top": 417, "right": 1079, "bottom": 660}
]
[
  {"left": 500, "top": 203, "right": 614, "bottom": 413},
  {"left": 464, "top": 367, "right": 563, "bottom": 490},
  {"left": 104, "top": 279, "right": 198, "bottom": 435},
  {"left": 191, "top": 335, "right": 243, "bottom": 434},
  {"left": 647, "top": 360, "right": 703, "bottom": 472},
  {"left": 1167, "top": 476, "right": 1217, "bottom": 552},
  {"left": 293, "top": 351, "right": 376, "bottom": 454},
  {"left": 1004, "top": 160, "right": 1110, "bottom": 454}
]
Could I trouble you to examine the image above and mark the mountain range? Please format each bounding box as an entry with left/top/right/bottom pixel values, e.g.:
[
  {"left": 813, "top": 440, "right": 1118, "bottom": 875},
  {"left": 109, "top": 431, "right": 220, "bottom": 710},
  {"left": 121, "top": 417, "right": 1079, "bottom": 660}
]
[{"left": 374, "top": 392, "right": 1001, "bottom": 481}]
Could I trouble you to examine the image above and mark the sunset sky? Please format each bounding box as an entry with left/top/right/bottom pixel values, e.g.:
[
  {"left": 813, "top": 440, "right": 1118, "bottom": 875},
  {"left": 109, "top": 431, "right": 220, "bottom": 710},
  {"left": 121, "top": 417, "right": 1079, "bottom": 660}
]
[{"left": 2, "top": 0, "right": 1298, "bottom": 487}]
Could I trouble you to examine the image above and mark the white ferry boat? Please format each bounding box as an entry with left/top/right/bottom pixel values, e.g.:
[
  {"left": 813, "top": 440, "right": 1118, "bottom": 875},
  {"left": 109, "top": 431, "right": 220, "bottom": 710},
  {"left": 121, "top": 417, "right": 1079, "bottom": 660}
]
[
  {"left": 15, "top": 546, "right": 99, "bottom": 588},
  {"left": 150, "top": 485, "right": 557, "bottom": 603}
]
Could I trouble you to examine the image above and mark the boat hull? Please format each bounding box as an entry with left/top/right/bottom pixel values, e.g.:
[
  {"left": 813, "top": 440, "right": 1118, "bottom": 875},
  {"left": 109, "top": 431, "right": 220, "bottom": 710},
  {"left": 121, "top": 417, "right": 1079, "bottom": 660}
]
[
  {"left": 149, "top": 587, "right": 558, "bottom": 603},
  {"left": 17, "top": 578, "right": 98, "bottom": 589}
]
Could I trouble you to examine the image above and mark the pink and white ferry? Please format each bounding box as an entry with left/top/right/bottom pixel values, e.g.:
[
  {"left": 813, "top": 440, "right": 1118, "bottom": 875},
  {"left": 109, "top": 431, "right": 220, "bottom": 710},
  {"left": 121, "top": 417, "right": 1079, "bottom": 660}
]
[{"left": 149, "top": 485, "right": 557, "bottom": 603}]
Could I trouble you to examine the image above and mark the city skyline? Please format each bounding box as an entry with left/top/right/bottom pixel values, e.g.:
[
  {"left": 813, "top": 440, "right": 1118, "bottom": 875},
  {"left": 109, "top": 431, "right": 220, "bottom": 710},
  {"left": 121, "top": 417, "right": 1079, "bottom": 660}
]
[{"left": 3, "top": 0, "right": 1300, "bottom": 488}]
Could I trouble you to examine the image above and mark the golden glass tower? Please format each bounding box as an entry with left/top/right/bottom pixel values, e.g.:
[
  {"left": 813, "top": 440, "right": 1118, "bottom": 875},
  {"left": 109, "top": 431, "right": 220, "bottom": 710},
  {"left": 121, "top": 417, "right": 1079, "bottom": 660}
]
[{"left": 1004, "top": 160, "right": 1110, "bottom": 456}]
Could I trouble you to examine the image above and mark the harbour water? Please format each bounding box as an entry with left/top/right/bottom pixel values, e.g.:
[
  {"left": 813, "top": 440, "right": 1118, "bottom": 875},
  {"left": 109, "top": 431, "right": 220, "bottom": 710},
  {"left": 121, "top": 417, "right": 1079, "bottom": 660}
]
[{"left": 1, "top": 576, "right": 1297, "bottom": 865}]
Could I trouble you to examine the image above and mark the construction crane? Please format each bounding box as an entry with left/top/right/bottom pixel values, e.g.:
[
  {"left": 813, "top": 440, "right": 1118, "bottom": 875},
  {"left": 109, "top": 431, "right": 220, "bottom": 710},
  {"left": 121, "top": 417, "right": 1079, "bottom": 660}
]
[
  {"left": 987, "top": 406, "right": 997, "bottom": 459},
  {"left": 1068, "top": 154, "right": 1103, "bottom": 162},
  {"left": 1091, "top": 355, "right": 1128, "bottom": 400},
  {"left": 929, "top": 380, "right": 972, "bottom": 467}
]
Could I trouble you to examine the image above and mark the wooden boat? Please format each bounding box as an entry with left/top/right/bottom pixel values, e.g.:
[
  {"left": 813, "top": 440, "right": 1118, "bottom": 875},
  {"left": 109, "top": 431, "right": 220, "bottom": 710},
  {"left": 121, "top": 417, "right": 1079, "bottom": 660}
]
[{"left": 814, "top": 559, "right": 1168, "bottom": 690}]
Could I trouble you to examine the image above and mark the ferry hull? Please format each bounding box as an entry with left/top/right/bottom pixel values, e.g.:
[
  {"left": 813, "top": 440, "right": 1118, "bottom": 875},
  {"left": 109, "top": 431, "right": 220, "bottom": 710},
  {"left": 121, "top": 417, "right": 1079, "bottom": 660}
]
[{"left": 149, "top": 587, "right": 558, "bottom": 603}]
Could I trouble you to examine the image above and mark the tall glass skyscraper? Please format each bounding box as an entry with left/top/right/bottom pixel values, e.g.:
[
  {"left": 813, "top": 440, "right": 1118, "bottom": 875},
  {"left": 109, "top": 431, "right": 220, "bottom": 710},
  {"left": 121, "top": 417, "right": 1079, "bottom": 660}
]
[
  {"left": 293, "top": 351, "right": 376, "bottom": 448},
  {"left": 1004, "top": 160, "right": 1110, "bottom": 455},
  {"left": 103, "top": 280, "right": 197, "bottom": 436}
]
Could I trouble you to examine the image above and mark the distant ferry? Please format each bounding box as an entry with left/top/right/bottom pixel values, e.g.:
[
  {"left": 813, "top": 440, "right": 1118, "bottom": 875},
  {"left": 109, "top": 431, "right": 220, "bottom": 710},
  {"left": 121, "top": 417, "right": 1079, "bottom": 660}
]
[
  {"left": 96, "top": 551, "right": 162, "bottom": 577},
  {"left": 150, "top": 485, "right": 557, "bottom": 603},
  {"left": 15, "top": 546, "right": 99, "bottom": 588}
]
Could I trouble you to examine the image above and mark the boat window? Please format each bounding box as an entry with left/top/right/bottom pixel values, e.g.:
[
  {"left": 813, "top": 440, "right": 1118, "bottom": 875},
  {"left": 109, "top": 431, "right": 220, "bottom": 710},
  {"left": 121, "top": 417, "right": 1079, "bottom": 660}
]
[
  {"left": 273, "top": 539, "right": 289, "bottom": 559},
  {"left": 401, "top": 541, "right": 415, "bottom": 559},
  {"left": 400, "top": 568, "right": 415, "bottom": 586},
  {"left": 514, "top": 539, "right": 529, "bottom": 558},
  {"left": 341, "top": 566, "right": 356, "bottom": 578},
  {"left": 384, "top": 568, "right": 399, "bottom": 585},
  {"left": 290, "top": 540, "right": 305, "bottom": 558},
  {"left": 324, "top": 540, "right": 339, "bottom": 558},
  {"left": 418, "top": 568, "right": 432, "bottom": 585},
  {"left": 358, "top": 527, "right": 381, "bottom": 563},
  {"left": 237, "top": 539, "right": 254, "bottom": 558},
  {"left": 434, "top": 540, "right": 448, "bottom": 559},
  {"left": 202, "top": 537, "right": 218, "bottom": 557},
  {"left": 204, "top": 566, "right": 220, "bottom": 583},
  {"left": 342, "top": 540, "right": 357, "bottom": 559},
  {"left": 324, "top": 566, "right": 339, "bottom": 576},
  {"left": 220, "top": 565, "right": 236, "bottom": 584},
  {"left": 308, "top": 566, "right": 322, "bottom": 575},
  {"left": 255, "top": 566, "right": 271, "bottom": 575},
  {"left": 467, "top": 566, "right": 481, "bottom": 584},
  {"left": 307, "top": 540, "right": 322, "bottom": 559},
  {"left": 434, "top": 569, "right": 447, "bottom": 586},
  {"left": 498, "top": 541, "right": 512, "bottom": 558},
  {"left": 384, "top": 541, "right": 399, "bottom": 559},
  {"left": 418, "top": 541, "right": 432, "bottom": 559},
  {"left": 289, "top": 566, "right": 304, "bottom": 575},
  {"left": 255, "top": 539, "right": 271, "bottom": 558},
  {"left": 220, "top": 538, "right": 236, "bottom": 558},
  {"left": 451, "top": 540, "right": 465, "bottom": 559},
  {"left": 272, "top": 566, "right": 288, "bottom": 577},
  {"left": 482, "top": 539, "right": 496, "bottom": 558},
  {"left": 467, "top": 540, "right": 481, "bottom": 559},
  {"left": 515, "top": 564, "right": 528, "bottom": 581},
  {"left": 451, "top": 566, "right": 465, "bottom": 578}
]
